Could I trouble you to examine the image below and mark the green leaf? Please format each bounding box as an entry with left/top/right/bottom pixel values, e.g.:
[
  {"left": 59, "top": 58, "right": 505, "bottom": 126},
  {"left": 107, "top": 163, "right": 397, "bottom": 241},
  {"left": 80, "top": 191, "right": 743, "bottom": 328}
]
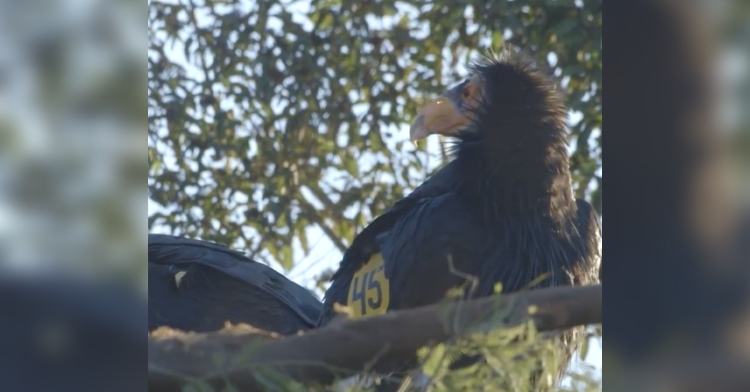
[
  {"left": 420, "top": 343, "right": 447, "bottom": 378},
  {"left": 342, "top": 156, "right": 359, "bottom": 176},
  {"left": 184, "top": 37, "right": 194, "bottom": 63},
  {"left": 298, "top": 226, "right": 310, "bottom": 254},
  {"left": 492, "top": 30, "right": 504, "bottom": 47},
  {"left": 280, "top": 245, "right": 293, "bottom": 271},
  {"left": 579, "top": 335, "right": 590, "bottom": 361}
]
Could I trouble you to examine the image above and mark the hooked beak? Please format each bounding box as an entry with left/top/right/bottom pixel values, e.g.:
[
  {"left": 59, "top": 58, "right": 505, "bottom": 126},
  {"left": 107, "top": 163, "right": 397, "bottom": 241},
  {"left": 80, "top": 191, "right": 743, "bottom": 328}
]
[{"left": 410, "top": 96, "right": 469, "bottom": 144}]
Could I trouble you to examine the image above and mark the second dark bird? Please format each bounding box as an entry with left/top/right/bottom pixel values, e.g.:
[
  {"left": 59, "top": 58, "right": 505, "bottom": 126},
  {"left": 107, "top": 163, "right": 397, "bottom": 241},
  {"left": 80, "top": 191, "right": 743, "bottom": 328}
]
[{"left": 148, "top": 234, "right": 322, "bottom": 335}]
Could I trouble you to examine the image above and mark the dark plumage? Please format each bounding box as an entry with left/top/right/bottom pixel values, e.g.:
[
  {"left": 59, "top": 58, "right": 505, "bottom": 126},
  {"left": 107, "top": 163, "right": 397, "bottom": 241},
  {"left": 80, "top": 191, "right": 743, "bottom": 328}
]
[
  {"left": 148, "top": 234, "right": 322, "bottom": 335},
  {"left": 319, "top": 51, "right": 601, "bottom": 386}
]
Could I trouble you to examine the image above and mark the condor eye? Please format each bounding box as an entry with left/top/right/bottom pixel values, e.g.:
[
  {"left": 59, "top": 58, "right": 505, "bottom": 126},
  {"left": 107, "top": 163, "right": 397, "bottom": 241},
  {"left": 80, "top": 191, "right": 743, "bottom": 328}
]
[{"left": 461, "top": 87, "right": 471, "bottom": 98}]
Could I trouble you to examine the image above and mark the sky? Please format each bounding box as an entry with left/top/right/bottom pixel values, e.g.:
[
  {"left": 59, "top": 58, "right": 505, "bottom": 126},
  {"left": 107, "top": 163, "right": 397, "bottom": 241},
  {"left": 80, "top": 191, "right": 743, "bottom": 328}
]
[{"left": 148, "top": 0, "right": 602, "bottom": 379}]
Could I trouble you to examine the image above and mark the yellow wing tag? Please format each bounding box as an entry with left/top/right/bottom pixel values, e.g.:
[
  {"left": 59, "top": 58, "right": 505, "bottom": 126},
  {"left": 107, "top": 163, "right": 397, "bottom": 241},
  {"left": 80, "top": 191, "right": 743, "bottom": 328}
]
[{"left": 347, "top": 253, "right": 390, "bottom": 319}]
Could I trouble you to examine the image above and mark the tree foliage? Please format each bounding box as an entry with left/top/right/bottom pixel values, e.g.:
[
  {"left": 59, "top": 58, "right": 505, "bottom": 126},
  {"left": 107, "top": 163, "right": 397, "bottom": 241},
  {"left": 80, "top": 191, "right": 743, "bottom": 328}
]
[{"left": 147, "top": 0, "right": 602, "bottom": 271}]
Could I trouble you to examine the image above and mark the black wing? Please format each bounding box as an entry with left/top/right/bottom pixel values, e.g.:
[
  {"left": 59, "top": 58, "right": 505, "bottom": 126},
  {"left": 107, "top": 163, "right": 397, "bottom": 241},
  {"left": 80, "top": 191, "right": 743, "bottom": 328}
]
[
  {"left": 346, "top": 159, "right": 464, "bottom": 259},
  {"left": 379, "top": 191, "right": 489, "bottom": 308},
  {"left": 379, "top": 196, "right": 600, "bottom": 311},
  {"left": 148, "top": 234, "right": 322, "bottom": 332},
  {"left": 319, "top": 160, "right": 463, "bottom": 325}
]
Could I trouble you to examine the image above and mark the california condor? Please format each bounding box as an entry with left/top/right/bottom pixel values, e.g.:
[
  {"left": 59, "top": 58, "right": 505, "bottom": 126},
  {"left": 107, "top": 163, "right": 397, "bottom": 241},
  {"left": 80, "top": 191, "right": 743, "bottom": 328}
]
[{"left": 319, "top": 51, "right": 601, "bottom": 385}]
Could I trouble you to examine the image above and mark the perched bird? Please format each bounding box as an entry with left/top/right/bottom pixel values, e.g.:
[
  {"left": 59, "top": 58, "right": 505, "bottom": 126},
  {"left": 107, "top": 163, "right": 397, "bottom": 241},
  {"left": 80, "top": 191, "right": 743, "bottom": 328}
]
[
  {"left": 319, "top": 51, "right": 601, "bottom": 386},
  {"left": 148, "top": 234, "right": 322, "bottom": 335}
]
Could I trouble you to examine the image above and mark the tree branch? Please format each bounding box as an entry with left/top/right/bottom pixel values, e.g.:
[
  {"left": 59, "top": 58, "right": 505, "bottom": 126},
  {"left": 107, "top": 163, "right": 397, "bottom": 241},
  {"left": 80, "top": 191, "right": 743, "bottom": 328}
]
[{"left": 148, "top": 284, "right": 602, "bottom": 391}]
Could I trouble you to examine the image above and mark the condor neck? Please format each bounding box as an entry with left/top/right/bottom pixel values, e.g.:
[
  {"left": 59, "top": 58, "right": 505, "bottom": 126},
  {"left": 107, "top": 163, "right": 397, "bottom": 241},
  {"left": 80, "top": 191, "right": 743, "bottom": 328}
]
[{"left": 455, "top": 122, "right": 576, "bottom": 225}]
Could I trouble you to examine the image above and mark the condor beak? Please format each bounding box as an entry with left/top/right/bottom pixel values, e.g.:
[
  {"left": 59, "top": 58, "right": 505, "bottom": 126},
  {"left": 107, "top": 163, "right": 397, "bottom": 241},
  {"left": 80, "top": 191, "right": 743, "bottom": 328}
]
[{"left": 410, "top": 96, "right": 469, "bottom": 144}]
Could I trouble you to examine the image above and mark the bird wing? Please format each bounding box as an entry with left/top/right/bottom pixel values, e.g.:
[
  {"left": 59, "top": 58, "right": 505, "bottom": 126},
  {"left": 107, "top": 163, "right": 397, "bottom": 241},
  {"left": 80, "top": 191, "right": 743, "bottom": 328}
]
[
  {"left": 379, "top": 191, "right": 484, "bottom": 300},
  {"left": 320, "top": 160, "right": 464, "bottom": 323},
  {"left": 375, "top": 159, "right": 464, "bottom": 224},
  {"left": 335, "top": 159, "right": 464, "bottom": 280},
  {"left": 148, "top": 234, "right": 322, "bottom": 326},
  {"left": 380, "top": 197, "right": 603, "bottom": 307},
  {"left": 346, "top": 159, "right": 464, "bottom": 257}
]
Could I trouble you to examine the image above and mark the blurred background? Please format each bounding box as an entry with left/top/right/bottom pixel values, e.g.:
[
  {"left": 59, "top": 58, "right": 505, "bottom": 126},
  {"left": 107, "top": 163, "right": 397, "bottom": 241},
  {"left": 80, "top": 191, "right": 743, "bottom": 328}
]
[
  {"left": 0, "top": 1, "right": 145, "bottom": 391},
  {"left": 0, "top": 0, "right": 746, "bottom": 390}
]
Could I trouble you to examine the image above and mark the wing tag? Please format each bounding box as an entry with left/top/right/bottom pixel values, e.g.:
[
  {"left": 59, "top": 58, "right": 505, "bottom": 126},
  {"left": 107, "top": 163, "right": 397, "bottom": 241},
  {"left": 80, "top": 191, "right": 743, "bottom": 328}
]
[{"left": 347, "top": 253, "right": 390, "bottom": 318}]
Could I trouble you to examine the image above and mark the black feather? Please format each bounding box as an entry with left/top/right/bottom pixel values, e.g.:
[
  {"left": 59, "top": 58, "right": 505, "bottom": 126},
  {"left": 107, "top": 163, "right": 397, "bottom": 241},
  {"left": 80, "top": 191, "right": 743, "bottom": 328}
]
[{"left": 148, "top": 234, "right": 322, "bottom": 335}]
